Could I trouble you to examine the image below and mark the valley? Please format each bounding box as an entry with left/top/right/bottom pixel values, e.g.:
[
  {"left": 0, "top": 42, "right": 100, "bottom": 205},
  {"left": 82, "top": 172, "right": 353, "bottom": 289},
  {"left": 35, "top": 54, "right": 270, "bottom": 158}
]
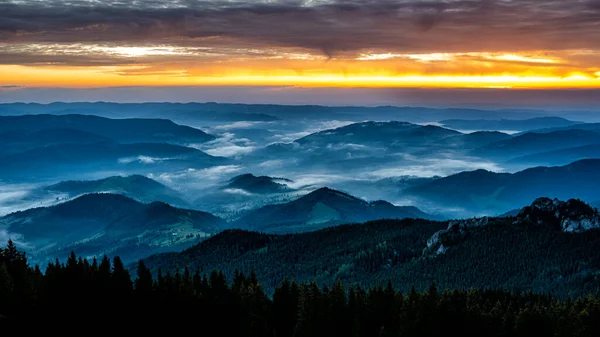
[{"left": 1, "top": 102, "right": 600, "bottom": 296}]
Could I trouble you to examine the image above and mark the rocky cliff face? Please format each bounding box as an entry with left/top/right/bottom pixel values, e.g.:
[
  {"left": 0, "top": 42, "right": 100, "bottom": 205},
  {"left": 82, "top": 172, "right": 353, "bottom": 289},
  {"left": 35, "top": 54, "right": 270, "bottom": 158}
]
[{"left": 424, "top": 217, "right": 494, "bottom": 256}]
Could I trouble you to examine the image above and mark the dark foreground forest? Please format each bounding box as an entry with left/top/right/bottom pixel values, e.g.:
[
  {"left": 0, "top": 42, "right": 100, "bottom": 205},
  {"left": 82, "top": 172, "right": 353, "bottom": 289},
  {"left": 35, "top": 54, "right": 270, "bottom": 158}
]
[{"left": 1, "top": 241, "right": 599, "bottom": 335}]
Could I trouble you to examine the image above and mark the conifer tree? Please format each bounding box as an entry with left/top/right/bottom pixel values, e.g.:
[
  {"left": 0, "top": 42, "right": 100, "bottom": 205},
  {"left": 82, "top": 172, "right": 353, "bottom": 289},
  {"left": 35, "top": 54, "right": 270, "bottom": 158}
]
[{"left": 135, "top": 260, "right": 153, "bottom": 295}]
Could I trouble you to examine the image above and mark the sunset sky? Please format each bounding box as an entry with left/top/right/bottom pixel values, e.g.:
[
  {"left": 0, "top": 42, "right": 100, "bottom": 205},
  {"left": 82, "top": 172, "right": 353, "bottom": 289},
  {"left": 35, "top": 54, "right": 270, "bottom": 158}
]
[{"left": 1, "top": 0, "right": 600, "bottom": 104}]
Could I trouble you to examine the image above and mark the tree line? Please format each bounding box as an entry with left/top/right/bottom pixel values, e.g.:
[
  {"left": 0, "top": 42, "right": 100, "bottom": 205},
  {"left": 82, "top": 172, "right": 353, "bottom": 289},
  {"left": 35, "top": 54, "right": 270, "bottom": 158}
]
[{"left": 1, "top": 239, "right": 600, "bottom": 335}]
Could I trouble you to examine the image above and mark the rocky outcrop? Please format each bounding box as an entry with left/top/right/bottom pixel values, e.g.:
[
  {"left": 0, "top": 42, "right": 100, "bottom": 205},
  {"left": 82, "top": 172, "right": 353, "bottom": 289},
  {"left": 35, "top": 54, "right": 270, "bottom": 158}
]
[
  {"left": 515, "top": 197, "right": 600, "bottom": 233},
  {"left": 427, "top": 229, "right": 447, "bottom": 249},
  {"left": 562, "top": 218, "right": 600, "bottom": 232},
  {"left": 424, "top": 217, "right": 492, "bottom": 256}
]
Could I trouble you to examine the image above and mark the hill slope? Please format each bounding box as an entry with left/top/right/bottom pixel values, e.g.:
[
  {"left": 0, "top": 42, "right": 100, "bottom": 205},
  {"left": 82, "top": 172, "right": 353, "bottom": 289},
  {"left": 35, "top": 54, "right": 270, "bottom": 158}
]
[
  {"left": 0, "top": 193, "right": 224, "bottom": 264},
  {"left": 234, "top": 187, "right": 435, "bottom": 233}
]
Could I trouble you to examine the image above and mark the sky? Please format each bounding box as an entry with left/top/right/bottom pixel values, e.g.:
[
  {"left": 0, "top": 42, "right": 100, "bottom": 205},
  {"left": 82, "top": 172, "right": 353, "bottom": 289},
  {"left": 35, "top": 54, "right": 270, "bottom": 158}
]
[{"left": 1, "top": 0, "right": 600, "bottom": 104}]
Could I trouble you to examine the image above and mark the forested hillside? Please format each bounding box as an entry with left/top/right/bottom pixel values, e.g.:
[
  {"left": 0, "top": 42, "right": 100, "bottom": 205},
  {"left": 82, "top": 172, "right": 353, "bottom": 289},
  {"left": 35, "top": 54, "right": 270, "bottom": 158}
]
[{"left": 144, "top": 209, "right": 600, "bottom": 297}]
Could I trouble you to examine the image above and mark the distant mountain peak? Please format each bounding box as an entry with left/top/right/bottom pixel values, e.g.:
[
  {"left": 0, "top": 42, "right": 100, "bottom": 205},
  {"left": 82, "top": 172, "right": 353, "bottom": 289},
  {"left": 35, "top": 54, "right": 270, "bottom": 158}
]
[
  {"left": 369, "top": 199, "right": 395, "bottom": 207},
  {"left": 235, "top": 186, "right": 435, "bottom": 233},
  {"left": 44, "top": 174, "right": 190, "bottom": 208},
  {"left": 294, "top": 120, "right": 424, "bottom": 144},
  {"left": 229, "top": 173, "right": 255, "bottom": 181},
  {"left": 302, "top": 187, "right": 365, "bottom": 203},
  {"left": 229, "top": 173, "right": 292, "bottom": 183}
]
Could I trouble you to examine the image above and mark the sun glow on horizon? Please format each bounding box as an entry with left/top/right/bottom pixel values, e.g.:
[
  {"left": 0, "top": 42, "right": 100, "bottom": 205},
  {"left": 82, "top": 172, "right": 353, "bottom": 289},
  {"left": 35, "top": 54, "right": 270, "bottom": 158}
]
[
  {"left": 1, "top": 47, "right": 599, "bottom": 89},
  {"left": 2, "top": 64, "right": 599, "bottom": 89}
]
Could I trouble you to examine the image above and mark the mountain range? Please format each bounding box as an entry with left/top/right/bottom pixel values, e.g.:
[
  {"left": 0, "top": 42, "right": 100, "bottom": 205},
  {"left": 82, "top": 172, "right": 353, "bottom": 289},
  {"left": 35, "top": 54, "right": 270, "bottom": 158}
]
[
  {"left": 0, "top": 114, "right": 228, "bottom": 182},
  {"left": 472, "top": 130, "right": 600, "bottom": 160},
  {"left": 0, "top": 102, "right": 562, "bottom": 122},
  {"left": 0, "top": 114, "right": 215, "bottom": 144},
  {"left": 439, "top": 117, "right": 581, "bottom": 132},
  {"left": 254, "top": 121, "right": 504, "bottom": 171},
  {"left": 4, "top": 116, "right": 593, "bottom": 186},
  {"left": 524, "top": 122, "right": 600, "bottom": 135},
  {"left": 2, "top": 177, "right": 440, "bottom": 262},
  {"left": 282, "top": 121, "right": 600, "bottom": 167},
  {"left": 509, "top": 143, "right": 600, "bottom": 166}
]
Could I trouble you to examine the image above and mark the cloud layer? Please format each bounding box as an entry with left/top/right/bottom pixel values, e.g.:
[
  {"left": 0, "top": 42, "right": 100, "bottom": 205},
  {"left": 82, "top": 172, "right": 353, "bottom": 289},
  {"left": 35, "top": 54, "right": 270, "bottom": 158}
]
[
  {"left": 1, "top": 0, "right": 599, "bottom": 89},
  {"left": 1, "top": 1, "right": 600, "bottom": 62},
  {"left": 2, "top": 0, "right": 600, "bottom": 54}
]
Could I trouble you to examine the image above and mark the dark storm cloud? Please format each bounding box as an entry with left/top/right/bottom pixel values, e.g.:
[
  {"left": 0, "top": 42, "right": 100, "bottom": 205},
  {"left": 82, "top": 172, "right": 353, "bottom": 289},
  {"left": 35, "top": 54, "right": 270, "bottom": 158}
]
[{"left": 1, "top": 0, "right": 600, "bottom": 57}]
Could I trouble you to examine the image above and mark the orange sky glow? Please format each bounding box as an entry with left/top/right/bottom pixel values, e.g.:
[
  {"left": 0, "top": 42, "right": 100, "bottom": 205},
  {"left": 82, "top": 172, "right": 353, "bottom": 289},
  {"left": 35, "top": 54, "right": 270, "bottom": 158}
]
[{"left": 2, "top": 50, "right": 600, "bottom": 89}]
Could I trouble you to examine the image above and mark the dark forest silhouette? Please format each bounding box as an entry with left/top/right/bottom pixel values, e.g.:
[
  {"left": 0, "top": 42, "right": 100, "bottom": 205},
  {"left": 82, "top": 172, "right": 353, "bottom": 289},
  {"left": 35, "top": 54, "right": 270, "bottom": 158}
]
[{"left": 1, "top": 240, "right": 599, "bottom": 335}]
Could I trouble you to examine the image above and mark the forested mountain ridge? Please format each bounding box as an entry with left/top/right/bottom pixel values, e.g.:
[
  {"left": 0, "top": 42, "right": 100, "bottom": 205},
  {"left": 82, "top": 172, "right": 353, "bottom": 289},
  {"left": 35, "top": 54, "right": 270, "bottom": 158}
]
[{"left": 143, "top": 197, "right": 600, "bottom": 297}]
